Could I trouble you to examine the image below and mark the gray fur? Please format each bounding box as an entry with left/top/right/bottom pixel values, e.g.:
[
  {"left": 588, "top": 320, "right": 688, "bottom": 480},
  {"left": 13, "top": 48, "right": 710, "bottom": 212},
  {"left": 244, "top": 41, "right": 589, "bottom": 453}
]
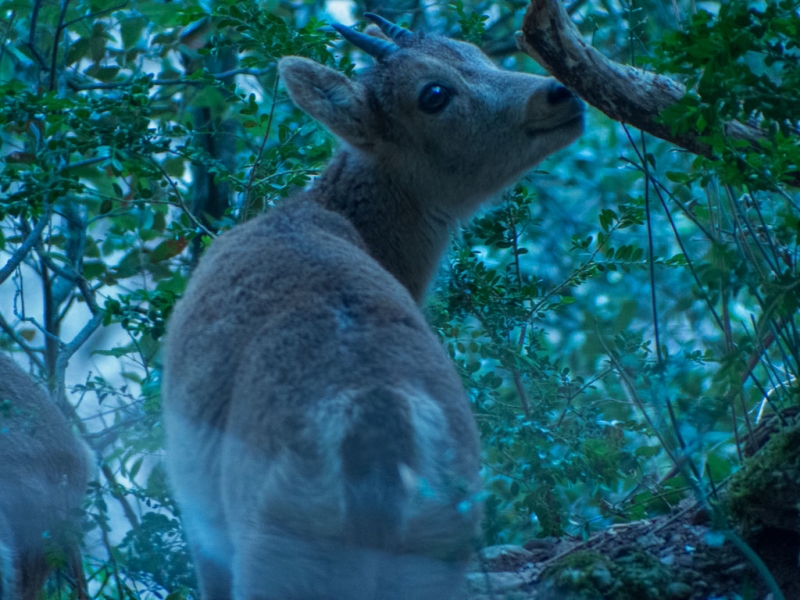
[
  {"left": 163, "top": 18, "right": 583, "bottom": 600},
  {"left": 0, "top": 355, "right": 90, "bottom": 600}
]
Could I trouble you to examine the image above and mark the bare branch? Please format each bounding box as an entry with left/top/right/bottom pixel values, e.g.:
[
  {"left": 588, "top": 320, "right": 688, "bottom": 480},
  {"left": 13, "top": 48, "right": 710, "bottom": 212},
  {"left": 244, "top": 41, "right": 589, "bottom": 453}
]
[
  {"left": 22, "top": 41, "right": 48, "bottom": 70},
  {"left": 68, "top": 67, "right": 273, "bottom": 91},
  {"left": 28, "top": 0, "right": 42, "bottom": 47},
  {"left": 0, "top": 206, "right": 52, "bottom": 285},
  {"left": 61, "top": 155, "right": 108, "bottom": 171},
  {"left": 518, "top": 0, "right": 798, "bottom": 186},
  {"left": 511, "top": 371, "right": 531, "bottom": 419},
  {"left": 53, "top": 312, "right": 103, "bottom": 413},
  {"left": 49, "top": 0, "right": 71, "bottom": 91},
  {"left": 19, "top": 211, "right": 101, "bottom": 316}
]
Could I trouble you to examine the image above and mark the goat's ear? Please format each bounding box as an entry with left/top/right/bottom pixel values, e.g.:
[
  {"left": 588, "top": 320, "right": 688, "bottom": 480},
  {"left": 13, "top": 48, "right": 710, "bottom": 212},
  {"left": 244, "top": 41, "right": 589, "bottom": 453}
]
[{"left": 279, "top": 57, "right": 373, "bottom": 148}]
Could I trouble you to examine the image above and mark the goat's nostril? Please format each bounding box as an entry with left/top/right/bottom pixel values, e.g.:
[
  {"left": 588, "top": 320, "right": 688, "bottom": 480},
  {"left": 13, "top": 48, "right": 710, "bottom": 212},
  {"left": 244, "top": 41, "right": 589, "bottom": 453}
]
[{"left": 547, "top": 83, "right": 574, "bottom": 104}]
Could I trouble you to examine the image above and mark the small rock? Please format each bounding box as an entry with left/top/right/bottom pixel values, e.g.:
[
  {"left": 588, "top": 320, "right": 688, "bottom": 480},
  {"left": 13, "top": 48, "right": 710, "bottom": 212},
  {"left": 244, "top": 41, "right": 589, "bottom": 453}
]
[
  {"left": 676, "top": 554, "right": 693, "bottom": 567},
  {"left": 475, "top": 544, "right": 535, "bottom": 572},
  {"left": 523, "top": 537, "right": 557, "bottom": 550},
  {"left": 636, "top": 532, "right": 664, "bottom": 548},
  {"left": 466, "top": 571, "right": 529, "bottom": 594},
  {"left": 694, "top": 579, "right": 709, "bottom": 591},
  {"left": 724, "top": 562, "right": 749, "bottom": 576},
  {"left": 660, "top": 553, "right": 675, "bottom": 566},
  {"left": 667, "top": 582, "right": 692, "bottom": 598}
]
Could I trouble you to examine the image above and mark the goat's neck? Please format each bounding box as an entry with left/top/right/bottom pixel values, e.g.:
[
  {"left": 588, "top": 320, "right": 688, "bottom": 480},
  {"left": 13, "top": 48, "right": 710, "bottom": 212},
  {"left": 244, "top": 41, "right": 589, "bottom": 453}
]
[{"left": 308, "top": 148, "right": 451, "bottom": 302}]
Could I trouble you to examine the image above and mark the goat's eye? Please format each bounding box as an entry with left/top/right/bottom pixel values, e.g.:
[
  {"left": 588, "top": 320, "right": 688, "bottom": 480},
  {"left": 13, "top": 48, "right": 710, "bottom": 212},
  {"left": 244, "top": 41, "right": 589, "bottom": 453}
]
[{"left": 418, "top": 84, "right": 451, "bottom": 114}]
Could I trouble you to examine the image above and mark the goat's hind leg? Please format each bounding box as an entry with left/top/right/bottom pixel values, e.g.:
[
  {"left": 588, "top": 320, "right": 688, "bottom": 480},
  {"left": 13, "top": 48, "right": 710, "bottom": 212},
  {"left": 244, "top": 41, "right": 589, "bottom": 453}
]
[
  {"left": 377, "top": 552, "right": 469, "bottom": 600},
  {"left": 180, "top": 512, "right": 234, "bottom": 600},
  {"left": 234, "top": 527, "right": 467, "bottom": 600},
  {"left": 233, "top": 526, "right": 382, "bottom": 600},
  {"left": 192, "top": 550, "right": 234, "bottom": 600}
]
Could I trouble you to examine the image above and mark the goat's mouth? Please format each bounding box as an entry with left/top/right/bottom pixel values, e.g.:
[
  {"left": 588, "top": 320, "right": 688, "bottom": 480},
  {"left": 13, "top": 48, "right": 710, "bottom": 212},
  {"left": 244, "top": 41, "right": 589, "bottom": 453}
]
[{"left": 524, "top": 113, "right": 585, "bottom": 137}]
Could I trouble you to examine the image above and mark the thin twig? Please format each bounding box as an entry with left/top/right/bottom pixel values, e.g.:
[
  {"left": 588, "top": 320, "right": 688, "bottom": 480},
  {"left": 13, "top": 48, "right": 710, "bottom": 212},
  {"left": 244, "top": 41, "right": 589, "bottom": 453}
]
[
  {"left": 621, "top": 124, "right": 691, "bottom": 453},
  {"left": 60, "top": 155, "right": 108, "bottom": 171},
  {"left": 628, "top": 126, "right": 663, "bottom": 363},
  {"left": 595, "top": 326, "right": 680, "bottom": 469},
  {"left": 242, "top": 74, "right": 281, "bottom": 222},
  {"left": 100, "top": 515, "right": 127, "bottom": 598},
  {"left": 529, "top": 224, "right": 620, "bottom": 317},
  {"left": 555, "top": 367, "right": 613, "bottom": 426},
  {"left": 151, "top": 159, "right": 217, "bottom": 239},
  {"left": 618, "top": 157, "right": 715, "bottom": 241},
  {"left": 0, "top": 312, "right": 45, "bottom": 371},
  {"left": 60, "top": 2, "right": 127, "bottom": 31},
  {"left": 725, "top": 185, "right": 779, "bottom": 274}
]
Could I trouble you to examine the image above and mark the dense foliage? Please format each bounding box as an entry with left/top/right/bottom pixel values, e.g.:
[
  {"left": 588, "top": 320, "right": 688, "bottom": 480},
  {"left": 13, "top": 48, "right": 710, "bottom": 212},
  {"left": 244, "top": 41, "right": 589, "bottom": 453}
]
[{"left": 0, "top": 0, "right": 797, "bottom": 596}]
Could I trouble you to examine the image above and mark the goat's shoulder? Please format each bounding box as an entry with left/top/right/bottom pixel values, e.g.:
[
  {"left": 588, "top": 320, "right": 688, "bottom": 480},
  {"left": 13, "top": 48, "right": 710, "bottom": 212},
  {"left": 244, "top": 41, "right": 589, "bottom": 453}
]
[{"left": 165, "top": 192, "right": 422, "bottom": 378}]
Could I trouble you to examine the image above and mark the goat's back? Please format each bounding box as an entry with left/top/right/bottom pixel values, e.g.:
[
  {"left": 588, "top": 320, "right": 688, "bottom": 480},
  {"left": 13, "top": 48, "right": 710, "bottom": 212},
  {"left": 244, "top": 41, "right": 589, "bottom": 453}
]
[
  {"left": 0, "top": 355, "right": 90, "bottom": 600},
  {"left": 163, "top": 198, "right": 481, "bottom": 598}
]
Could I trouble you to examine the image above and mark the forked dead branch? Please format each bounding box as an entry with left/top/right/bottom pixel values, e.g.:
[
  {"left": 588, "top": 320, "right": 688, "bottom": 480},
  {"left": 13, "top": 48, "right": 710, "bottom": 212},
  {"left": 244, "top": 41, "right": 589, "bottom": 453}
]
[
  {"left": 163, "top": 13, "right": 583, "bottom": 600},
  {"left": 518, "top": 0, "right": 799, "bottom": 187}
]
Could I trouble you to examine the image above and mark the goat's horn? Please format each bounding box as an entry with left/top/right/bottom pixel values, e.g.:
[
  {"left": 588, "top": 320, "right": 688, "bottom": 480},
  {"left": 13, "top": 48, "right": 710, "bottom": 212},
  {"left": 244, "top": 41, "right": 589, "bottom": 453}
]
[
  {"left": 363, "top": 13, "right": 414, "bottom": 43},
  {"left": 332, "top": 23, "right": 397, "bottom": 60}
]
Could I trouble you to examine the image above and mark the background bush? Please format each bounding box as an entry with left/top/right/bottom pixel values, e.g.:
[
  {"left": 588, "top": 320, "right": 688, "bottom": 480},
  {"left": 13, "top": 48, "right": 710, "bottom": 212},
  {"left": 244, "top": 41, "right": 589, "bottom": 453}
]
[{"left": 1, "top": 0, "right": 798, "bottom": 596}]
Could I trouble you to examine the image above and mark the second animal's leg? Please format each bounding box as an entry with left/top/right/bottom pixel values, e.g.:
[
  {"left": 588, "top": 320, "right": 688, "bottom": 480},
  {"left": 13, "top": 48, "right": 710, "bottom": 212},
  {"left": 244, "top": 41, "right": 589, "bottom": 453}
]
[
  {"left": 17, "top": 550, "right": 50, "bottom": 600},
  {"left": 0, "top": 518, "right": 17, "bottom": 600}
]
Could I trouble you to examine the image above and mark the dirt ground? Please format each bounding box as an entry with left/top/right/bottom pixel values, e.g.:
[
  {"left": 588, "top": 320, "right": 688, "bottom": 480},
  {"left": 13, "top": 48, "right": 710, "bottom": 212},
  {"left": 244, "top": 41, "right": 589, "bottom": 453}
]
[{"left": 466, "top": 500, "right": 799, "bottom": 599}]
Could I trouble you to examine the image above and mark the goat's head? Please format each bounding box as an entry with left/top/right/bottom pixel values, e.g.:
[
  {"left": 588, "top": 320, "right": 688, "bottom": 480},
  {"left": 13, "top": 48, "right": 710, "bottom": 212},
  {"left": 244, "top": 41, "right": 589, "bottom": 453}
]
[{"left": 279, "top": 13, "right": 584, "bottom": 218}]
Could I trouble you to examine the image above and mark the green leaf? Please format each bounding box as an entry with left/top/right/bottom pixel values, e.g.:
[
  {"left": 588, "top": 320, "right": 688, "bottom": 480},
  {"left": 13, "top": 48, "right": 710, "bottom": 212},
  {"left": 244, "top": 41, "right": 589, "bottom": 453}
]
[
  {"left": 129, "top": 457, "right": 144, "bottom": 480},
  {"left": 66, "top": 38, "right": 91, "bottom": 66},
  {"left": 665, "top": 171, "right": 690, "bottom": 184},
  {"left": 121, "top": 16, "right": 148, "bottom": 49},
  {"left": 83, "top": 261, "right": 107, "bottom": 280},
  {"left": 84, "top": 65, "right": 121, "bottom": 82},
  {"left": 150, "top": 238, "right": 188, "bottom": 263}
]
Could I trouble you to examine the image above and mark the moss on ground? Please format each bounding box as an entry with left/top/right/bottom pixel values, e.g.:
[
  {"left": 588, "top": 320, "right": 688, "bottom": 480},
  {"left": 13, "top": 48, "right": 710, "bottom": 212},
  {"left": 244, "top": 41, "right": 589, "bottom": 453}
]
[
  {"left": 726, "top": 421, "right": 800, "bottom": 536},
  {"left": 538, "top": 550, "right": 690, "bottom": 600}
]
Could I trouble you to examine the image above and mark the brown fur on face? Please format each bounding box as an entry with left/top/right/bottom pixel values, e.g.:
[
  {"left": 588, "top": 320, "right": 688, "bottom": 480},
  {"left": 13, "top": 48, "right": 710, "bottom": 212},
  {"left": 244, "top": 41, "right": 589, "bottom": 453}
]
[
  {"left": 0, "top": 355, "right": 90, "bottom": 600},
  {"left": 163, "top": 17, "right": 583, "bottom": 600}
]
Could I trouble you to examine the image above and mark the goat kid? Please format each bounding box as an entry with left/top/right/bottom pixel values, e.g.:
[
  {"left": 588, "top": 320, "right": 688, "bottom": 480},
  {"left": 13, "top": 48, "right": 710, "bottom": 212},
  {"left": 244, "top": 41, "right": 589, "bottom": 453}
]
[
  {"left": 0, "top": 355, "right": 90, "bottom": 600},
  {"left": 163, "top": 13, "right": 584, "bottom": 600}
]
